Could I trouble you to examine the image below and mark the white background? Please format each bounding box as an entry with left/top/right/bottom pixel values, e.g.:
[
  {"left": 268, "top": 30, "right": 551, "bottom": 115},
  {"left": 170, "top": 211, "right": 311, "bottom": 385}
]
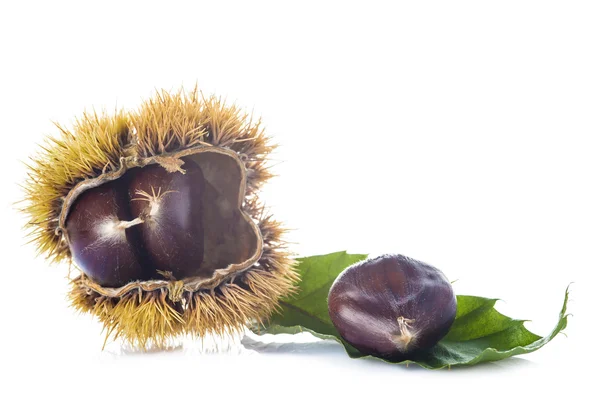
[{"left": 1, "top": 1, "right": 597, "bottom": 398}]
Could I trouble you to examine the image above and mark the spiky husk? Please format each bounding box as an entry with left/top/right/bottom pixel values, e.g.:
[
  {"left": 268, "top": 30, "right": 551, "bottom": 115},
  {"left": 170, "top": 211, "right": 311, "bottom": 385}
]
[{"left": 22, "top": 87, "right": 298, "bottom": 348}]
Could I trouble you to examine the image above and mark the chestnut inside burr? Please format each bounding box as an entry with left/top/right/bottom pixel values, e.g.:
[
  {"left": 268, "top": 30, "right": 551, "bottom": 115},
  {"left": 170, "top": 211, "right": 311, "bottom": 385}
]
[{"left": 64, "top": 151, "right": 260, "bottom": 288}]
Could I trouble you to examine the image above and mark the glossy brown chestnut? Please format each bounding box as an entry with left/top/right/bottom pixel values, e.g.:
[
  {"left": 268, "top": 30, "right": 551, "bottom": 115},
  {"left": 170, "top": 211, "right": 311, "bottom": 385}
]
[
  {"left": 327, "top": 254, "right": 457, "bottom": 360},
  {"left": 65, "top": 158, "right": 205, "bottom": 287},
  {"left": 128, "top": 160, "right": 205, "bottom": 280},
  {"left": 65, "top": 179, "right": 147, "bottom": 287}
]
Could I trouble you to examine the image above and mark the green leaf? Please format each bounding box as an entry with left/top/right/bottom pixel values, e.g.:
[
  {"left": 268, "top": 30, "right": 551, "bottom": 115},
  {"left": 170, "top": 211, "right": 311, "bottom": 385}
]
[{"left": 252, "top": 251, "right": 571, "bottom": 369}]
